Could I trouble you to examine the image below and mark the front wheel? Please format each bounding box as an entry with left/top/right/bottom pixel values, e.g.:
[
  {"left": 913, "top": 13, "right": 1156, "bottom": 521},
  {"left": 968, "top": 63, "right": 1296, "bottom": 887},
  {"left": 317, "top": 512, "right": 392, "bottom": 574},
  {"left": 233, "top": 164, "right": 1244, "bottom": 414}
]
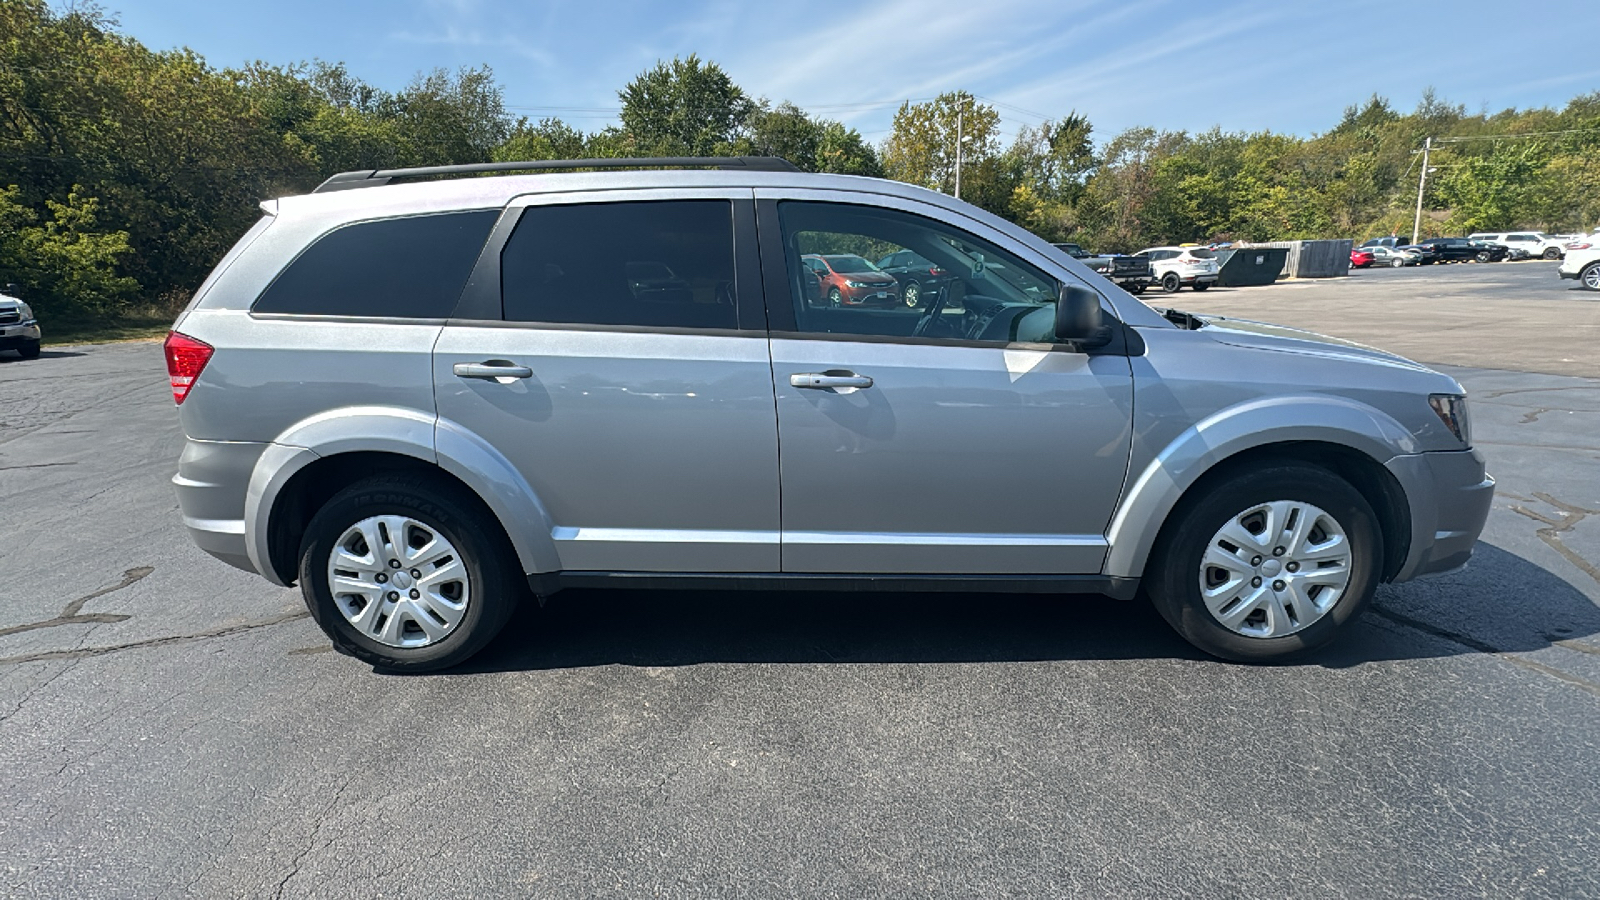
[
  {"left": 1161, "top": 272, "right": 1181, "bottom": 293},
  {"left": 18, "top": 340, "right": 40, "bottom": 360},
  {"left": 299, "top": 474, "right": 521, "bottom": 671},
  {"left": 1391, "top": 258, "right": 1406, "bottom": 268},
  {"left": 1475, "top": 250, "right": 1492, "bottom": 263},
  {"left": 828, "top": 286, "right": 842, "bottom": 307},
  {"left": 902, "top": 280, "right": 921, "bottom": 309},
  {"left": 1145, "top": 464, "right": 1381, "bottom": 663},
  {"left": 1582, "top": 263, "right": 1600, "bottom": 291}
]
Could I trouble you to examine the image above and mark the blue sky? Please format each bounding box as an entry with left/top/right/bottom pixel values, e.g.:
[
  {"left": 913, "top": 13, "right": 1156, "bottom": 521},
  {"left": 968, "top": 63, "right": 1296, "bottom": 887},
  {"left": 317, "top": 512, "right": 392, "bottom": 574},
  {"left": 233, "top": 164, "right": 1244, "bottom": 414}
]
[{"left": 112, "top": 0, "right": 1599, "bottom": 147}]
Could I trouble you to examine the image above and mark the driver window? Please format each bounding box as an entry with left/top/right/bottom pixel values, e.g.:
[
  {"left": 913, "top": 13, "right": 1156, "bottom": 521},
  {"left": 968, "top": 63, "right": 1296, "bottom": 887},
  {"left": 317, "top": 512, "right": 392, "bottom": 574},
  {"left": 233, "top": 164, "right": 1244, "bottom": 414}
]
[{"left": 777, "top": 201, "right": 1059, "bottom": 343}]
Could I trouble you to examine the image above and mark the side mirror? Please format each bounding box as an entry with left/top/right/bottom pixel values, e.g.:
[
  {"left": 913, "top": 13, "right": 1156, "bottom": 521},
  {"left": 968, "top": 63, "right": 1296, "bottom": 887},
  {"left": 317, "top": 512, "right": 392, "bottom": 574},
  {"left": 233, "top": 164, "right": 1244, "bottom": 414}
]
[{"left": 1054, "top": 284, "right": 1105, "bottom": 344}]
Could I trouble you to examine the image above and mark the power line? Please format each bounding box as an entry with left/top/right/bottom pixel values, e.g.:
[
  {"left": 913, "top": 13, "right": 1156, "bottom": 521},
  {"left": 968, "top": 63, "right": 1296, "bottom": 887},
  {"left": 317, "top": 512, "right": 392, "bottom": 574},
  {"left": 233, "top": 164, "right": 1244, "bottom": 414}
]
[{"left": 1435, "top": 127, "right": 1600, "bottom": 143}]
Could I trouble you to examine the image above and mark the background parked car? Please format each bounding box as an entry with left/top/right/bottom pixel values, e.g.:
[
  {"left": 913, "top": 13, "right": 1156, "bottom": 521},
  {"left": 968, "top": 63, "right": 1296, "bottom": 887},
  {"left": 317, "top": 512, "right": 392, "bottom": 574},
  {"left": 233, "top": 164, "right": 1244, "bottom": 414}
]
[
  {"left": 1559, "top": 241, "right": 1600, "bottom": 289},
  {"left": 1467, "top": 232, "right": 1566, "bottom": 261},
  {"left": 1052, "top": 243, "right": 1154, "bottom": 294},
  {"left": 875, "top": 249, "right": 954, "bottom": 309},
  {"left": 1415, "top": 237, "right": 1503, "bottom": 263},
  {"left": 1134, "top": 246, "right": 1220, "bottom": 292},
  {"left": 1350, "top": 248, "right": 1375, "bottom": 268},
  {"left": 1367, "top": 246, "right": 1422, "bottom": 267},
  {"left": 801, "top": 254, "right": 901, "bottom": 307},
  {"left": 0, "top": 287, "right": 41, "bottom": 359}
]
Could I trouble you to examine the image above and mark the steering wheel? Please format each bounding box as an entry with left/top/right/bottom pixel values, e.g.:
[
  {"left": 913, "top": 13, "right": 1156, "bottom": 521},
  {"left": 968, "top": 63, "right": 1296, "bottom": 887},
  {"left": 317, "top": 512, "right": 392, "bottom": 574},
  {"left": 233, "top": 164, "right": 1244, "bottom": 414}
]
[{"left": 911, "top": 279, "right": 962, "bottom": 338}]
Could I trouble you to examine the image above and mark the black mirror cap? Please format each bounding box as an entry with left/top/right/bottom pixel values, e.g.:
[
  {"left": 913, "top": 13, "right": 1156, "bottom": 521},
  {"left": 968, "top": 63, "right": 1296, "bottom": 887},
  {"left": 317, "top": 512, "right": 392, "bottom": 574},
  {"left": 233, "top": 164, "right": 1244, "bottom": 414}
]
[{"left": 1055, "top": 284, "right": 1104, "bottom": 343}]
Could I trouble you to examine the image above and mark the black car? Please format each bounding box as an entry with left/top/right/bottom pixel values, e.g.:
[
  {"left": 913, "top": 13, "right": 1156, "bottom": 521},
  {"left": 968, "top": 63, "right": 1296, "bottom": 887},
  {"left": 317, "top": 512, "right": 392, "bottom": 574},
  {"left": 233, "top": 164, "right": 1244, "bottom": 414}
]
[
  {"left": 876, "top": 249, "right": 957, "bottom": 309},
  {"left": 1414, "top": 237, "right": 1506, "bottom": 263}
]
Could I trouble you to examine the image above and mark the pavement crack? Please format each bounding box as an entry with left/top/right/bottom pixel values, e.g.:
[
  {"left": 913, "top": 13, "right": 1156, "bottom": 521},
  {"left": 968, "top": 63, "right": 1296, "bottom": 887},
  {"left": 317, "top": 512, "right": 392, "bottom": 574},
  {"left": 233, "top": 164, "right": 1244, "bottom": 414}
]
[
  {"left": 0, "top": 461, "right": 76, "bottom": 470},
  {"left": 274, "top": 775, "right": 355, "bottom": 900},
  {"left": 0, "top": 611, "right": 310, "bottom": 666},
  {"left": 0, "top": 567, "right": 152, "bottom": 639},
  {"left": 1510, "top": 493, "right": 1600, "bottom": 586},
  {"left": 1369, "top": 607, "right": 1600, "bottom": 699},
  {"left": 1518, "top": 408, "right": 1551, "bottom": 424}
]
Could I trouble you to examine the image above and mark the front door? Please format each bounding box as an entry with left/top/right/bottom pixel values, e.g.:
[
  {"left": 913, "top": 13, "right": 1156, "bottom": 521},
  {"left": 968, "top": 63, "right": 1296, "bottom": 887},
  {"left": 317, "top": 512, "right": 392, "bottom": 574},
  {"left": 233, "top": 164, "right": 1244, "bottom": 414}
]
[
  {"left": 756, "top": 191, "right": 1135, "bottom": 574},
  {"left": 434, "top": 190, "right": 779, "bottom": 573}
]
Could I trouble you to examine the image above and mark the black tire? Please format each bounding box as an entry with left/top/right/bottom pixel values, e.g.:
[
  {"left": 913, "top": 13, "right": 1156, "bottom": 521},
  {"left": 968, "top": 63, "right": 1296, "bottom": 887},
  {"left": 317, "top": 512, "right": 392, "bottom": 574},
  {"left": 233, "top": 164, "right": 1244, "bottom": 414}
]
[
  {"left": 1582, "top": 262, "right": 1600, "bottom": 291},
  {"left": 1191, "top": 282, "right": 1211, "bottom": 292},
  {"left": 1475, "top": 250, "right": 1491, "bottom": 263},
  {"left": 1144, "top": 463, "right": 1382, "bottom": 663},
  {"left": 902, "top": 280, "right": 921, "bottom": 309},
  {"left": 828, "top": 286, "right": 842, "bottom": 307},
  {"left": 1125, "top": 282, "right": 1147, "bottom": 295},
  {"left": 1543, "top": 247, "right": 1561, "bottom": 260},
  {"left": 18, "top": 340, "right": 40, "bottom": 360},
  {"left": 298, "top": 474, "right": 522, "bottom": 672},
  {"left": 1161, "top": 272, "right": 1182, "bottom": 293}
]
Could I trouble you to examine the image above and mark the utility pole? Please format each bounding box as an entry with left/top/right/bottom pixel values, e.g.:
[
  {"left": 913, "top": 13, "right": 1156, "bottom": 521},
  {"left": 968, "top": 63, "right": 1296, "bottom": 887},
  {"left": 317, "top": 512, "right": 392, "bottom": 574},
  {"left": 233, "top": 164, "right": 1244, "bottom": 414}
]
[
  {"left": 954, "top": 96, "right": 965, "bottom": 201},
  {"left": 1411, "top": 136, "right": 1432, "bottom": 246}
]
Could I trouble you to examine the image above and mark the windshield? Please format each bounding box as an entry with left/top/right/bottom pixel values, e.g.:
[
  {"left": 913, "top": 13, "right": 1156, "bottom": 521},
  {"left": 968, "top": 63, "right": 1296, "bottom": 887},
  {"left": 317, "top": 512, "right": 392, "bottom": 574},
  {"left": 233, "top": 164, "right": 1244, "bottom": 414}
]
[{"left": 825, "top": 255, "right": 879, "bottom": 274}]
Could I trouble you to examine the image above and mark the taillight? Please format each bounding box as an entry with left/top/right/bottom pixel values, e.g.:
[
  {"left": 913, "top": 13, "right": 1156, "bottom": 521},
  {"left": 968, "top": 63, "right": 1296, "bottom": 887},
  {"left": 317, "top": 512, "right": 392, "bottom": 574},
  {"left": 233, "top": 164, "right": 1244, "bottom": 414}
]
[
  {"left": 929, "top": 266, "right": 945, "bottom": 276},
  {"left": 1569, "top": 242, "right": 1592, "bottom": 251},
  {"left": 163, "top": 331, "right": 213, "bottom": 405}
]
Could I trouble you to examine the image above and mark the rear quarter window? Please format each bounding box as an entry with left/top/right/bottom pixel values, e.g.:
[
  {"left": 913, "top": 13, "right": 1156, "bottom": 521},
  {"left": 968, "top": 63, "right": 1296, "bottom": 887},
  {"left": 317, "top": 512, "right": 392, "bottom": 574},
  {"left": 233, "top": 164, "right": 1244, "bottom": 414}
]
[{"left": 252, "top": 210, "right": 498, "bottom": 318}]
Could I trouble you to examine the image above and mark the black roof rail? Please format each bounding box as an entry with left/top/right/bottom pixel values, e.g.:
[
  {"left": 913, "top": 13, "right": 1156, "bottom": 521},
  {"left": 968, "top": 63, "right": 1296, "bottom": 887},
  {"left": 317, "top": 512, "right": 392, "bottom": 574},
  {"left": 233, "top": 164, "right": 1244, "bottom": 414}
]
[{"left": 313, "top": 156, "right": 802, "bottom": 193}]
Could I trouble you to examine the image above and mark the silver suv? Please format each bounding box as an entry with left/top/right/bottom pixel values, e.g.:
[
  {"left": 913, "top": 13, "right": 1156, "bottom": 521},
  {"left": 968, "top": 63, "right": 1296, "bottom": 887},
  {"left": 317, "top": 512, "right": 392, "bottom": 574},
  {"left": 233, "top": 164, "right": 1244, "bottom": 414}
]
[{"left": 167, "top": 158, "right": 1493, "bottom": 671}]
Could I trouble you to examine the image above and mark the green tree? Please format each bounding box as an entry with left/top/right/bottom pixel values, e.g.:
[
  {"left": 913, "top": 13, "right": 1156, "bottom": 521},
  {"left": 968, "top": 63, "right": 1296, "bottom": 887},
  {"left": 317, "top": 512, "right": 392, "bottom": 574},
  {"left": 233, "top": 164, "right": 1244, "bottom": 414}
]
[
  {"left": 617, "top": 55, "right": 756, "bottom": 156},
  {"left": 881, "top": 92, "right": 1000, "bottom": 196}
]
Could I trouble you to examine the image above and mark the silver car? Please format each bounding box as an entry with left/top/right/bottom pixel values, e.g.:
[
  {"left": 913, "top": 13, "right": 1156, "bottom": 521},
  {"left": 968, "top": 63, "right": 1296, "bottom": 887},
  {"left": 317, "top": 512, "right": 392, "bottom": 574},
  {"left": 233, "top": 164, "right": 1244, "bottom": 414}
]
[{"left": 167, "top": 158, "right": 1493, "bottom": 671}]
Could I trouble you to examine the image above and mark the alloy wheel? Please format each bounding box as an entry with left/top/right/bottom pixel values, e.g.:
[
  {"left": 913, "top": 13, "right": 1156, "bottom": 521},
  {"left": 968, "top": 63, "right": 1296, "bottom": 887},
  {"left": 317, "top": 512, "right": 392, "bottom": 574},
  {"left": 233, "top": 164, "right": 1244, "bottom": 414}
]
[
  {"left": 1197, "top": 500, "right": 1352, "bottom": 638},
  {"left": 326, "top": 515, "right": 471, "bottom": 648},
  {"left": 903, "top": 281, "right": 921, "bottom": 308}
]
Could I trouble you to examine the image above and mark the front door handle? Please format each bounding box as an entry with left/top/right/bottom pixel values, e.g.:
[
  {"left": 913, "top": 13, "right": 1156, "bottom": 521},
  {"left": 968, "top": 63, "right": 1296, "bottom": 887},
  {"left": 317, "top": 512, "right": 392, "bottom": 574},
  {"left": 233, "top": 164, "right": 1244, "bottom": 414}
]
[
  {"left": 790, "top": 372, "right": 874, "bottom": 390},
  {"left": 453, "top": 360, "right": 533, "bottom": 380}
]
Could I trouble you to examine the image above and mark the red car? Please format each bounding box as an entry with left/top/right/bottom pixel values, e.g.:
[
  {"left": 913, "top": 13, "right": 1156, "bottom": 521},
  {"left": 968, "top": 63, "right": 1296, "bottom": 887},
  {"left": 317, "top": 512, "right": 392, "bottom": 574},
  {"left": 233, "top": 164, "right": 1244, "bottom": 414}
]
[
  {"left": 1350, "top": 249, "right": 1374, "bottom": 268},
  {"left": 801, "top": 254, "right": 901, "bottom": 307}
]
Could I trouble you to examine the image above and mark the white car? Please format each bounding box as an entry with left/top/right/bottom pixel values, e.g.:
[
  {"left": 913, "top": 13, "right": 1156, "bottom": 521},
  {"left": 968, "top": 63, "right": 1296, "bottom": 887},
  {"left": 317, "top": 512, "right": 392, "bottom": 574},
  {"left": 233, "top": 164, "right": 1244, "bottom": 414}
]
[
  {"left": 1558, "top": 239, "right": 1600, "bottom": 289},
  {"left": 1468, "top": 232, "right": 1567, "bottom": 261},
  {"left": 0, "top": 291, "right": 41, "bottom": 359},
  {"left": 1134, "top": 246, "right": 1220, "bottom": 292}
]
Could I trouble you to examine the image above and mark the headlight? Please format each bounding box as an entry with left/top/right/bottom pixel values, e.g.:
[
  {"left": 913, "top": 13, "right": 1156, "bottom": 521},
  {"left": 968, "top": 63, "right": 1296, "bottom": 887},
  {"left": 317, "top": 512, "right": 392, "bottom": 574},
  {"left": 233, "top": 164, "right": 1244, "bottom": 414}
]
[
  {"left": 18, "top": 301, "right": 33, "bottom": 322},
  {"left": 845, "top": 280, "right": 874, "bottom": 288},
  {"left": 1429, "top": 394, "right": 1471, "bottom": 446}
]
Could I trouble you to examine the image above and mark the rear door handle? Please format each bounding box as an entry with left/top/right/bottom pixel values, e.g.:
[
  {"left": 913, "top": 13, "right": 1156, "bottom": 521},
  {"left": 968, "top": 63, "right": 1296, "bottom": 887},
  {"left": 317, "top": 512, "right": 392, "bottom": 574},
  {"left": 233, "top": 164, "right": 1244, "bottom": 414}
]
[
  {"left": 790, "top": 372, "right": 873, "bottom": 390},
  {"left": 453, "top": 361, "right": 533, "bottom": 380}
]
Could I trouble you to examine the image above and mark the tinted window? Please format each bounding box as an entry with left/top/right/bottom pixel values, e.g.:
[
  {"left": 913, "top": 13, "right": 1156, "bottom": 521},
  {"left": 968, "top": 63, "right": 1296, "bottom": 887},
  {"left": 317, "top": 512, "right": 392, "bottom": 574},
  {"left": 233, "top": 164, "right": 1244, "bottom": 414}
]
[
  {"left": 254, "top": 211, "right": 496, "bottom": 317},
  {"left": 502, "top": 200, "right": 737, "bottom": 330},
  {"left": 778, "top": 201, "right": 1059, "bottom": 343}
]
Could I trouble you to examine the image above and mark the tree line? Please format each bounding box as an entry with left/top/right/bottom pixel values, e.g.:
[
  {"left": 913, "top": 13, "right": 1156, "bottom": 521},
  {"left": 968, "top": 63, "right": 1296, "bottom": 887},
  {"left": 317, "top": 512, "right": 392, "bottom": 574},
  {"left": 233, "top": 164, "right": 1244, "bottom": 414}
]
[{"left": 2, "top": 1, "right": 1597, "bottom": 326}]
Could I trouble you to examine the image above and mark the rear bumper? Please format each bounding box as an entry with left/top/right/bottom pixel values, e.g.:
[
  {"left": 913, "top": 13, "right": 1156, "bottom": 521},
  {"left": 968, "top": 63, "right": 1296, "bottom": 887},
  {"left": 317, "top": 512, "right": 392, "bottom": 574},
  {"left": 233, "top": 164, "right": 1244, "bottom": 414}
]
[
  {"left": 173, "top": 438, "right": 270, "bottom": 575},
  {"left": 1385, "top": 448, "right": 1495, "bottom": 581},
  {"left": 1181, "top": 273, "right": 1219, "bottom": 284}
]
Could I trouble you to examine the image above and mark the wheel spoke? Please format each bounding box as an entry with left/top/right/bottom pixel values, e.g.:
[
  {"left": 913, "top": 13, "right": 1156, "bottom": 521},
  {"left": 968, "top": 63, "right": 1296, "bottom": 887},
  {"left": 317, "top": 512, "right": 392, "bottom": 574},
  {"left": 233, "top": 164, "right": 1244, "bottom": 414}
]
[
  {"left": 1217, "top": 515, "right": 1272, "bottom": 554},
  {"left": 1298, "top": 533, "right": 1348, "bottom": 562},
  {"left": 1214, "top": 585, "right": 1269, "bottom": 630},
  {"left": 417, "top": 558, "right": 467, "bottom": 589},
  {"left": 401, "top": 600, "right": 451, "bottom": 643}
]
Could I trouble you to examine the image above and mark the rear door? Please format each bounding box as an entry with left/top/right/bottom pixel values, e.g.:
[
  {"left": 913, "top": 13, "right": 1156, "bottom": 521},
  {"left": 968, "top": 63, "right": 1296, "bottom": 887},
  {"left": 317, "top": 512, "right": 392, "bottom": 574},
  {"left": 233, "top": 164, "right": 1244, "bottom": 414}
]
[
  {"left": 434, "top": 189, "right": 780, "bottom": 573},
  {"left": 755, "top": 189, "right": 1134, "bottom": 575}
]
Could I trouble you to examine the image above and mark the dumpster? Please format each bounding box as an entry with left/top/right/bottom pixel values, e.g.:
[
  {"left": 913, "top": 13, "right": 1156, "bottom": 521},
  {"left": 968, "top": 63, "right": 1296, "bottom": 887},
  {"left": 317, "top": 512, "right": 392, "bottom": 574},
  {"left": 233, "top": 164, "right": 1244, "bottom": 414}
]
[{"left": 1214, "top": 247, "right": 1287, "bottom": 286}]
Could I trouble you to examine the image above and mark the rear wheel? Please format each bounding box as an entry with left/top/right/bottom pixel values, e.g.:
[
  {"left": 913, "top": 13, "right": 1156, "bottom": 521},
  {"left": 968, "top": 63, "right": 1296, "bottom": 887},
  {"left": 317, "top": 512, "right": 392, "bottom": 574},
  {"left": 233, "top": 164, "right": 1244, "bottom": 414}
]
[
  {"left": 1161, "top": 272, "right": 1181, "bottom": 293},
  {"left": 1582, "top": 263, "right": 1600, "bottom": 291},
  {"left": 902, "top": 280, "right": 921, "bottom": 309},
  {"left": 1543, "top": 247, "right": 1562, "bottom": 260},
  {"left": 1125, "top": 282, "right": 1147, "bottom": 295},
  {"left": 298, "top": 474, "right": 521, "bottom": 671},
  {"left": 1191, "top": 282, "right": 1211, "bottom": 292},
  {"left": 1145, "top": 464, "right": 1381, "bottom": 663}
]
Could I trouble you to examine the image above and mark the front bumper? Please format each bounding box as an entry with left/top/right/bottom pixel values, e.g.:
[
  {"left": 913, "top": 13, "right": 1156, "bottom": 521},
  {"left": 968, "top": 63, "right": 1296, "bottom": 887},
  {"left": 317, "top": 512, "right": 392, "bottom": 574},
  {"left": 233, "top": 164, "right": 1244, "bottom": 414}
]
[
  {"left": 841, "top": 285, "right": 901, "bottom": 306},
  {"left": 1558, "top": 268, "right": 1580, "bottom": 280},
  {"left": 0, "top": 321, "right": 41, "bottom": 349},
  {"left": 1385, "top": 447, "right": 1495, "bottom": 581},
  {"left": 173, "top": 438, "right": 271, "bottom": 575}
]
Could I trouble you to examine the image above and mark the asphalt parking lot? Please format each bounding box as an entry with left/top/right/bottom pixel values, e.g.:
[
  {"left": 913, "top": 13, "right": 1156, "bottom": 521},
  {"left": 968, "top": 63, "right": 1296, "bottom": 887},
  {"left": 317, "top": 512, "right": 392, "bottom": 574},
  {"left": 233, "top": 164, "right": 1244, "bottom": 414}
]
[{"left": 2, "top": 260, "right": 1598, "bottom": 898}]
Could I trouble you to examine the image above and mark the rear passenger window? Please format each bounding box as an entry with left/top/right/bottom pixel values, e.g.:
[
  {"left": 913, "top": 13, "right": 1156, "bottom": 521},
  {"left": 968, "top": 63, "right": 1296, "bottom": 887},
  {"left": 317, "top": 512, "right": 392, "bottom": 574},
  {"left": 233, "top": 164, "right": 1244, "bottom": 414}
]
[
  {"left": 253, "top": 211, "right": 497, "bottom": 318},
  {"left": 501, "top": 200, "right": 738, "bottom": 330}
]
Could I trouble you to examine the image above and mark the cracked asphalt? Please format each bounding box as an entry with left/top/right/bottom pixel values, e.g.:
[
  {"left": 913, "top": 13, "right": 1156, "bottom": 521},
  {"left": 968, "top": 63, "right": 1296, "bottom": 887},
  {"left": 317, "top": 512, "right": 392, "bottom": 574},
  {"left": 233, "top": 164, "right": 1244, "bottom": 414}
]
[{"left": 3, "top": 260, "right": 1599, "bottom": 898}]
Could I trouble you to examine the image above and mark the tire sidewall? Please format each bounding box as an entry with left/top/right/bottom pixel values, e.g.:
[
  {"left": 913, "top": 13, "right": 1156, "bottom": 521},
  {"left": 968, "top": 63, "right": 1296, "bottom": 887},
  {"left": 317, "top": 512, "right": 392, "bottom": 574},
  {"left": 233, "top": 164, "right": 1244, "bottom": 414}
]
[
  {"left": 1162, "top": 272, "right": 1181, "bottom": 292},
  {"left": 1149, "top": 465, "right": 1381, "bottom": 663},
  {"left": 299, "top": 479, "right": 513, "bottom": 670}
]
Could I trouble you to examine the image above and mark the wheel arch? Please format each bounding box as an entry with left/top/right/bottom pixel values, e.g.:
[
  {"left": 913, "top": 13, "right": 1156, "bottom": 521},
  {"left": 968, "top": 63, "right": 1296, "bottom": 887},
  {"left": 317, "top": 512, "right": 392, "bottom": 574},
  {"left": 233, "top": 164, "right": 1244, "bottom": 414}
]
[
  {"left": 245, "top": 408, "right": 559, "bottom": 586},
  {"left": 1105, "top": 403, "right": 1416, "bottom": 583}
]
